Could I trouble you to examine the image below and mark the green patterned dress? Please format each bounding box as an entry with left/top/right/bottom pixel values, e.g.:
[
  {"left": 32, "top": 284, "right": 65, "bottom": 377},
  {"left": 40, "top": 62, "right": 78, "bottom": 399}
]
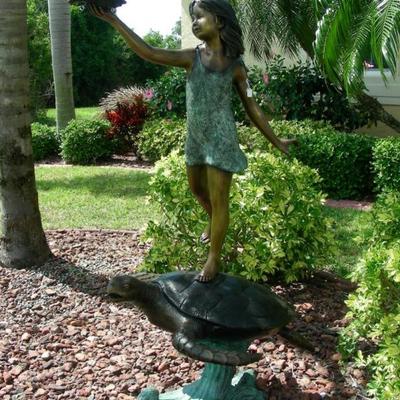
[{"left": 185, "top": 46, "right": 247, "bottom": 174}]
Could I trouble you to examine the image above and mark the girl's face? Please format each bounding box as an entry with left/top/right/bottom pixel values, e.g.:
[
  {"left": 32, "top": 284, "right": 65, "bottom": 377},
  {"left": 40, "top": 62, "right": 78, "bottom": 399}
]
[{"left": 191, "top": 3, "right": 221, "bottom": 41}]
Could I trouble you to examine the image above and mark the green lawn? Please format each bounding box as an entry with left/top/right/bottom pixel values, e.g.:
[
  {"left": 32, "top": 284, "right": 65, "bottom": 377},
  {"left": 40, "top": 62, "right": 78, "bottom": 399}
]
[
  {"left": 322, "top": 206, "right": 372, "bottom": 277},
  {"left": 36, "top": 165, "right": 158, "bottom": 230},
  {"left": 42, "top": 107, "right": 100, "bottom": 126},
  {"left": 36, "top": 162, "right": 371, "bottom": 277}
]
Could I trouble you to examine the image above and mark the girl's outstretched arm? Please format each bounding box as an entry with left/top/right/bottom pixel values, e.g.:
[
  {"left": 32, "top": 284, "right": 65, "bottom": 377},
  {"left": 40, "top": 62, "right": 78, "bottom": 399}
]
[
  {"left": 90, "top": 5, "right": 194, "bottom": 70},
  {"left": 233, "top": 65, "right": 296, "bottom": 155}
]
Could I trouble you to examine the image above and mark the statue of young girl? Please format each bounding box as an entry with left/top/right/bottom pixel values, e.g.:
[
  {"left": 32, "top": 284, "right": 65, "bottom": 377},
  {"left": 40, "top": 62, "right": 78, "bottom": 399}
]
[{"left": 90, "top": 0, "right": 296, "bottom": 282}]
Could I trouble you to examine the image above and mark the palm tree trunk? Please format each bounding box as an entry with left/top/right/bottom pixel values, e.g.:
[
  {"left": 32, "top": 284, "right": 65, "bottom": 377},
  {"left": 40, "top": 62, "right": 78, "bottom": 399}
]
[
  {"left": 48, "top": 0, "right": 75, "bottom": 134},
  {"left": 0, "top": 0, "right": 51, "bottom": 268}
]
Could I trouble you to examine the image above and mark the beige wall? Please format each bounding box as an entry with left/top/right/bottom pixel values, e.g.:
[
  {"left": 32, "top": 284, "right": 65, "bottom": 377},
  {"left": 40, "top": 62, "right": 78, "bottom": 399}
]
[{"left": 181, "top": 0, "right": 400, "bottom": 136}]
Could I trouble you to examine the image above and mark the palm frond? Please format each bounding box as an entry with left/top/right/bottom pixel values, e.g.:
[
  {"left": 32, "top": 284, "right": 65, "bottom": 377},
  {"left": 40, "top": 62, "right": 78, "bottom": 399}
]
[
  {"left": 373, "top": 0, "right": 400, "bottom": 76},
  {"left": 342, "top": 2, "right": 375, "bottom": 92}
]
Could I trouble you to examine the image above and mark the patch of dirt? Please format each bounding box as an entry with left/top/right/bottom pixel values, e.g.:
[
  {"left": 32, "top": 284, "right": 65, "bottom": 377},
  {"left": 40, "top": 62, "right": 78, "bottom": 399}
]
[
  {"left": 0, "top": 230, "right": 370, "bottom": 399},
  {"left": 324, "top": 199, "right": 372, "bottom": 211}
]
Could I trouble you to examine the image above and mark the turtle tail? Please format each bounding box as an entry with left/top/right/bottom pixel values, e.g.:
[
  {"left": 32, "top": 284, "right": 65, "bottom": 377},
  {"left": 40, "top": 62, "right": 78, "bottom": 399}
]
[
  {"left": 278, "top": 327, "right": 315, "bottom": 352},
  {"left": 172, "top": 332, "right": 261, "bottom": 366}
]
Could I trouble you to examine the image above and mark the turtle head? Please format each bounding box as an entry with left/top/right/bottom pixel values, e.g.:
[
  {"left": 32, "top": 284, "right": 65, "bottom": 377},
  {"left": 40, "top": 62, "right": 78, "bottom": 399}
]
[{"left": 107, "top": 275, "right": 144, "bottom": 301}]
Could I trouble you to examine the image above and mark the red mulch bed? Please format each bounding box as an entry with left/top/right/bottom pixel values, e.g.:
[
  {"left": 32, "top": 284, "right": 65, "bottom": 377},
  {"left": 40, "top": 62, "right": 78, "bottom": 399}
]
[{"left": 0, "top": 230, "right": 370, "bottom": 399}]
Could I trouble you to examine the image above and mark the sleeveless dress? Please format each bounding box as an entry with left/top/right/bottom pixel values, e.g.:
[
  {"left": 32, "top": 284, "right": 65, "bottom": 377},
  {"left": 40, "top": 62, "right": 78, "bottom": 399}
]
[{"left": 185, "top": 46, "right": 248, "bottom": 174}]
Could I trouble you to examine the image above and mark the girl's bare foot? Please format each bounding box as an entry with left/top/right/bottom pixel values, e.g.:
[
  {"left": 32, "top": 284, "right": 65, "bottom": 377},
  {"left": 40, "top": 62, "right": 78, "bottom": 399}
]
[{"left": 196, "top": 256, "right": 220, "bottom": 282}]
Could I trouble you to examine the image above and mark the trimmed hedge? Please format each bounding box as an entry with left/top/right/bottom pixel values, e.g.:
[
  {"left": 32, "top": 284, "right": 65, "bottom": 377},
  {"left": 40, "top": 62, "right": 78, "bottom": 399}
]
[
  {"left": 135, "top": 118, "right": 400, "bottom": 199},
  {"left": 31, "top": 123, "right": 59, "bottom": 161},
  {"left": 60, "top": 120, "right": 114, "bottom": 165},
  {"left": 238, "top": 120, "right": 375, "bottom": 200},
  {"left": 372, "top": 137, "right": 400, "bottom": 193},
  {"left": 141, "top": 151, "right": 335, "bottom": 283}
]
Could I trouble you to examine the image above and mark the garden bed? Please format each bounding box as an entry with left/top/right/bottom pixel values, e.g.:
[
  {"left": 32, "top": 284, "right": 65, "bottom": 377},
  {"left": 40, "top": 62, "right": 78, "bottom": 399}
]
[{"left": 0, "top": 229, "right": 370, "bottom": 399}]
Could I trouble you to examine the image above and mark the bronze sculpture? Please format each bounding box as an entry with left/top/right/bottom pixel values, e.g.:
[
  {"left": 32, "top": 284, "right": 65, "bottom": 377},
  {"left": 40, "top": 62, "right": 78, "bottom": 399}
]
[
  {"left": 108, "top": 272, "right": 313, "bottom": 399},
  {"left": 90, "top": 0, "right": 296, "bottom": 282}
]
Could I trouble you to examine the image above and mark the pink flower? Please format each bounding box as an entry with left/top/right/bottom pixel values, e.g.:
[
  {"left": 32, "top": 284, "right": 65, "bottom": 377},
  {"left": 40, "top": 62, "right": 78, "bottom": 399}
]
[
  {"left": 143, "top": 88, "right": 154, "bottom": 100},
  {"left": 263, "top": 73, "right": 270, "bottom": 85},
  {"left": 167, "top": 100, "right": 173, "bottom": 111}
]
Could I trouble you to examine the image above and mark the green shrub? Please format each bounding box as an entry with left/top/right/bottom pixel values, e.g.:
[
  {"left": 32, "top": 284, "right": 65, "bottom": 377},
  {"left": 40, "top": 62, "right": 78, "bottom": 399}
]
[
  {"left": 339, "top": 242, "right": 400, "bottom": 400},
  {"left": 60, "top": 119, "right": 114, "bottom": 165},
  {"left": 339, "top": 191, "right": 400, "bottom": 399},
  {"left": 146, "top": 68, "right": 187, "bottom": 118},
  {"left": 246, "top": 56, "right": 371, "bottom": 131},
  {"left": 372, "top": 137, "right": 400, "bottom": 193},
  {"left": 137, "top": 118, "right": 186, "bottom": 162},
  {"left": 31, "top": 123, "right": 59, "bottom": 161},
  {"left": 370, "top": 190, "right": 400, "bottom": 245},
  {"left": 141, "top": 151, "right": 335, "bottom": 282},
  {"left": 238, "top": 120, "right": 375, "bottom": 200}
]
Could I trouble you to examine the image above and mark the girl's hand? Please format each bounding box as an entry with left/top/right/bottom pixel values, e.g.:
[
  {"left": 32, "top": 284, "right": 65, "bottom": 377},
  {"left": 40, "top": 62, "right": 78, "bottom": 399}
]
[
  {"left": 88, "top": 4, "right": 118, "bottom": 23},
  {"left": 279, "top": 138, "right": 298, "bottom": 156}
]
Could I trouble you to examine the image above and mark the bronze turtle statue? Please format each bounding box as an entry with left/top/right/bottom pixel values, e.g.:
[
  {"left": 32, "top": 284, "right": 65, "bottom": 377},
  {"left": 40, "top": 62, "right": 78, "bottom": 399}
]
[{"left": 107, "top": 272, "right": 313, "bottom": 366}]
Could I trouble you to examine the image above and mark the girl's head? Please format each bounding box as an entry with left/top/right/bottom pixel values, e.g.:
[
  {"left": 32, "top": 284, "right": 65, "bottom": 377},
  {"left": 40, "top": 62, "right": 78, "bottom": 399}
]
[{"left": 189, "top": 0, "right": 244, "bottom": 59}]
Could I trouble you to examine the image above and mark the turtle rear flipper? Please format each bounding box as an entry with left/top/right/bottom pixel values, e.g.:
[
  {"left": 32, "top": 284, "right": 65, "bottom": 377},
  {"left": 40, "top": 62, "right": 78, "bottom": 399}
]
[{"left": 172, "top": 332, "right": 261, "bottom": 366}]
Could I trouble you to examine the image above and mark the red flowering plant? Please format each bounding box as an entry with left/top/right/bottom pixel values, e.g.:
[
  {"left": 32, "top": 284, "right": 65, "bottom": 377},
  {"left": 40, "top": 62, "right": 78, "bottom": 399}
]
[{"left": 100, "top": 86, "right": 149, "bottom": 154}]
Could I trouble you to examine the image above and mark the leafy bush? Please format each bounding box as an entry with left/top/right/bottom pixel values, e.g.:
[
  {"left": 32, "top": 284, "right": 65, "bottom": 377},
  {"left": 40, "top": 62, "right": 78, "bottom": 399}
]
[
  {"left": 137, "top": 118, "right": 186, "bottom": 162},
  {"left": 141, "top": 151, "right": 334, "bottom": 282},
  {"left": 339, "top": 242, "right": 400, "bottom": 400},
  {"left": 60, "top": 119, "right": 114, "bottom": 165},
  {"left": 145, "top": 68, "right": 187, "bottom": 118},
  {"left": 339, "top": 191, "right": 400, "bottom": 399},
  {"left": 246, "top": 56, "right": 371, "bottom": 131},
  {"left": 100, "top": 86, "right": 148, "bottom": 153},
  {"left": 370, "top": 190, "right": 400, "bottom": 244},
  {"left": 31, "top": 123, "right": 59, "bottom": 161},
  {"left": 372, "top": 137, "right": 400, "bottom": 193},
  {"left": 238, "top": 120, "right": 375, "bottom": 200}
]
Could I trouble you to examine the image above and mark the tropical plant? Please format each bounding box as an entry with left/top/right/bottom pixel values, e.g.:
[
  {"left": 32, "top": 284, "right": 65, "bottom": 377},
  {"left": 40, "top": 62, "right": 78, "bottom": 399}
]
[
  {"left": 0, "top": 0, "right": 51, "bottom": 268},
  {"left": 233, "top": 0, "right": 400, "bottom": 133},
  {"left": 100, "top": 86, "right": 148, "bottom": 153}
]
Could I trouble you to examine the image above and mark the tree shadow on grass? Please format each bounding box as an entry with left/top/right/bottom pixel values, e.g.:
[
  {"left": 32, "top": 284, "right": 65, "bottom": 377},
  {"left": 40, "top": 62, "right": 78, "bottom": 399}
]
[{"left": 36, "top": 169, "right": 152, "bottom": 199}]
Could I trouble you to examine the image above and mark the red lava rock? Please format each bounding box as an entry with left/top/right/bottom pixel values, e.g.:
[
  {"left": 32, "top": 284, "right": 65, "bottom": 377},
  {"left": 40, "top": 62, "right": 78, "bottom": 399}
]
[
  {"left": 264, "top": 342, "right": 276, "bottom": 351},
  {"left": 305, "top": 368, "right": 316, "bottom": 377},
  {"left": 2, "top": 371, "right": 13, "bottom": 384},
  {"left": 330, "top": 352, "right": 342, "bottom": 362},
  {"left": 0, "top": 228, "right": 368, "bottom": 399}
]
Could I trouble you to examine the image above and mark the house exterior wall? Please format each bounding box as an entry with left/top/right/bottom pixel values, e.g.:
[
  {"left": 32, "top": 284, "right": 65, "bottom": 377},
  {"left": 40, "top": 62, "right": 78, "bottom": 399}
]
[{"left": 181, "top": 0, "right": 400, "bottom": 136}]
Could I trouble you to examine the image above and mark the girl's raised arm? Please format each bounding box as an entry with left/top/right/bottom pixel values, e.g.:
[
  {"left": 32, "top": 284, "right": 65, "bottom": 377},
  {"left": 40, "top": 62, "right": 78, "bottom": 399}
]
[
  {"left": 90, "top": 5, "right": 194, "bottom": 70},
  {"left": 233, "top": 64, "right": 296, "bottom": 155}
]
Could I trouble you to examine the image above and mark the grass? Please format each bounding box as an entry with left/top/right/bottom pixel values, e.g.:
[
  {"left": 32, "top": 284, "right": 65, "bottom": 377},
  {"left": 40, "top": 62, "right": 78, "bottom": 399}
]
[
  {"left": 35, "top": 165, "right": 159, "bottom": 230},
  {"left": 322, "top": 206, "right": 373, "bottom": 278},
  {"left": 35, "top": 162, "right": 372, "bottom": 276},
  {"left": 39, "top": 107, "right": 100, "bottom": 126}
]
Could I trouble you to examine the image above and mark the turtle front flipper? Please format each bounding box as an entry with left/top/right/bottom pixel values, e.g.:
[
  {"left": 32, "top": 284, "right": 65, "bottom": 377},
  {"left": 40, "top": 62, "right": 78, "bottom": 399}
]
[{"left": 172, "top": 332, "right": 261, "bottom": 366}]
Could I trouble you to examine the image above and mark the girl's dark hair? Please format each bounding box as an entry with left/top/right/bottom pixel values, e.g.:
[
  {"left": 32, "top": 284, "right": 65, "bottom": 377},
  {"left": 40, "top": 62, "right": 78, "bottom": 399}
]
[{"left": 189, "top": 0, "right": 244, "bottom": 59}]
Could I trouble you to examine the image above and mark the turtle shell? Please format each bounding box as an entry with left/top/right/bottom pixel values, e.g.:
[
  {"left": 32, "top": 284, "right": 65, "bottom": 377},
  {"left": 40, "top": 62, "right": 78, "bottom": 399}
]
[{"left": 155, "top": 272, "right": 295, "bottom": 331}]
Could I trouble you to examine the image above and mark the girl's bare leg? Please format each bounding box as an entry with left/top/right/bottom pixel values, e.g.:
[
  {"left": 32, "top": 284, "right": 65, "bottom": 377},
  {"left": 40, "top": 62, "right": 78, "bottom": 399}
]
[
  {"left": 186, "top": 165, "right": 212, "bottom": 240},
  {"left": 197, "top": 166, "right": 232, "bottom": 282}
]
